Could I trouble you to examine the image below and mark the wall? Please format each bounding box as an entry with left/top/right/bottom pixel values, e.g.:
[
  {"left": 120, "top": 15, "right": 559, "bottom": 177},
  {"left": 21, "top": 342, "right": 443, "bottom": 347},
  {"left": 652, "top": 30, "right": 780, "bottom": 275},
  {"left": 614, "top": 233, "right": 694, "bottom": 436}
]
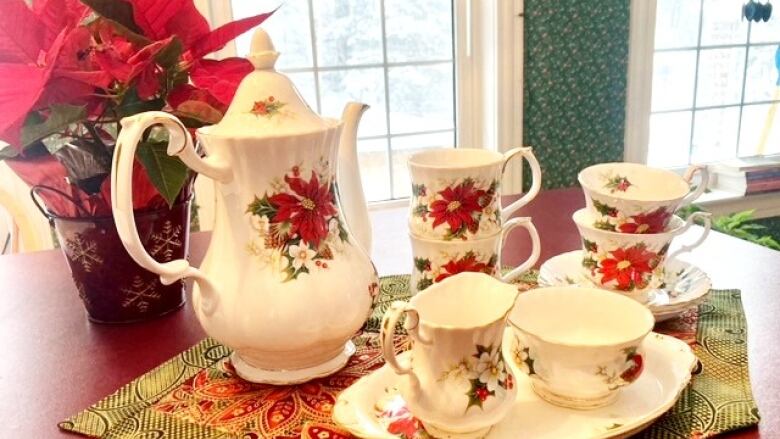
[{"left": 523, "top": 0, "right": 630, "bottom": 189}]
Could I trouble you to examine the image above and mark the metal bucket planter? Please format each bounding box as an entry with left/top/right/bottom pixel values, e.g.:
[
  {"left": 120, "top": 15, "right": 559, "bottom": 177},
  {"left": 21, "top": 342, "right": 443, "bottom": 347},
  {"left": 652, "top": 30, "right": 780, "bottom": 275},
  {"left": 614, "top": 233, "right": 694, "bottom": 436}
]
[{"left": 32, "top": 186, "right": 190, "bottom": 324}]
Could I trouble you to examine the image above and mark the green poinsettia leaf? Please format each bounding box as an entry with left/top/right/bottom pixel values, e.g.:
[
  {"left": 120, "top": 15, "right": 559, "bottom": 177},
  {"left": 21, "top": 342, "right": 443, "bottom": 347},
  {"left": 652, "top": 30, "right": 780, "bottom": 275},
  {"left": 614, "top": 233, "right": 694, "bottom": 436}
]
[
  {"left": 0, "top": 144, "right": 18, "bottom": 160},
  {"left": 414, "top": 257, "right": 430, "bottom": 272},
  {"left": 116, "top": 88, "right": 165, "bottom": 118},
  {"left": 20, "top": 104, "right": 87, "bottom": 149},
  {"left": 135, "top": 140, "right": 190, "bottom": 207},
  {"left": 80, "top": 0, "right": 143, "bottom": 34},
  {"left": 155, "top": 37, "right": 183, "bottom": 68},
  {"left": 417, "top": 277, "right": 433, "bottom": 291},
  {"left": 246, "top": 195, "right": 276, "bottom": 218},
  {"left": 173, "top": 101, "right": 223, "bottom": 125}
]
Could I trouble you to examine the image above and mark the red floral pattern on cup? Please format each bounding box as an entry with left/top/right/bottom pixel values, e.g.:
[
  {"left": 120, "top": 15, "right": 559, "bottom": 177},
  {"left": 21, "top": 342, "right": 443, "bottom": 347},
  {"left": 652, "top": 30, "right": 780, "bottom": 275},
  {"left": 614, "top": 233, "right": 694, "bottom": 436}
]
[
  {"left": 592, "top": 200, "right": 672, "bottom": 234},
  {"left": 620, "top": 350, "right": 644, "bottom": 383},
  {"left": 428, "top": 180, "right": 487, "bottom": 235},
  {"left": 411, "top": 178, "right": 498, "bottom": 240},
  {"left": 604, "top": 175, "right": 632, "bottom": 193},
  {"left": 618, "top": 208, "right": 671, "bottom": 234},
  {"left": 414, "top": 251, "right": 497, "bottom": 292},
  {"left": 595, "top": 244, "right": 658, "bottom": 291}
]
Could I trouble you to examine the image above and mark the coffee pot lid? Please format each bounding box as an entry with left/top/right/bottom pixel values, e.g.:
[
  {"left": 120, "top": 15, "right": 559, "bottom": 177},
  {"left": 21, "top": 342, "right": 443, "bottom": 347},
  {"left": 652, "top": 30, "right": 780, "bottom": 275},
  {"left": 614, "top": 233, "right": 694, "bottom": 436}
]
[{"left": 205, "top": 28, "right": 334, "bottom": 137}]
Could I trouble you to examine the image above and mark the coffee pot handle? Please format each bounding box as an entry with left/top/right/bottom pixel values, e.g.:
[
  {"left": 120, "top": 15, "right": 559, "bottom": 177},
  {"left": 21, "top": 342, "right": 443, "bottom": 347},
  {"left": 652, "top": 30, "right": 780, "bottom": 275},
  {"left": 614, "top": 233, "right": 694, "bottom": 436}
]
[
  {"left": 668, "top": 212, "right": 712, "bottom": 260},
  {"left": 680, "top": 165, "right": 710, "bottom": 207},
  {"left": 111, "top": 111, "right": 232, "bottom": 316},
  {"left": 498, "top": 217, "right": 541, "bottom": 282},
  {"left": 500, "top": 147, "right": 542, "bottom": 222}
]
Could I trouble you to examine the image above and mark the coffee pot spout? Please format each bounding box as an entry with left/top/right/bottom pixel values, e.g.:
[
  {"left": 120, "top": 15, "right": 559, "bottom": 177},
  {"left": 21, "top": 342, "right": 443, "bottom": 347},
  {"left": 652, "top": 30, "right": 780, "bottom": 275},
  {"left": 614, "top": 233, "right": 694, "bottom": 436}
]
[{"left": 337, "top": 102, "right": 372, "bottom": 254}]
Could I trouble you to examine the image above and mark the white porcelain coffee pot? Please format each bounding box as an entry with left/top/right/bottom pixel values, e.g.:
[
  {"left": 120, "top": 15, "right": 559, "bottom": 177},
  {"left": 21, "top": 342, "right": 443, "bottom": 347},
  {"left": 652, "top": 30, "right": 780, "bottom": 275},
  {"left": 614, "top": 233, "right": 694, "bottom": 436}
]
[{"left": 110, "top": 28, "right": 378, "bottom": 384}]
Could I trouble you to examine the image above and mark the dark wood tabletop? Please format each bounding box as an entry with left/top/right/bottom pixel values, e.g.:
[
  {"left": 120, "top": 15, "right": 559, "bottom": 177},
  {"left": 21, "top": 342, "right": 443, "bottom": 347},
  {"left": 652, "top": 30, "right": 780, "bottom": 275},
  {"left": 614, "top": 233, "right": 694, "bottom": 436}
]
[{"left": 1, "top": 187, "right": 778, "bottom": 437}]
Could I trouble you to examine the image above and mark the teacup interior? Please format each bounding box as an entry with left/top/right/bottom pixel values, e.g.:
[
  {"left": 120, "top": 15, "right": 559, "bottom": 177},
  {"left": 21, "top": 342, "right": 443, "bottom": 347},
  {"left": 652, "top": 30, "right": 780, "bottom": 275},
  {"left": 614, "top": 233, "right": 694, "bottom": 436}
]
[
  {"left": 579, "top": 163, "right": 690, "bottom": 201},
  {"left": 408, "top": 148, "right": 502, "bottom": 169},
  {"left": 510, "top": 287, "right": 654, "bottom": 346},
  {"left": 411, "top": 272, "right": 517, "bottom": 328}
]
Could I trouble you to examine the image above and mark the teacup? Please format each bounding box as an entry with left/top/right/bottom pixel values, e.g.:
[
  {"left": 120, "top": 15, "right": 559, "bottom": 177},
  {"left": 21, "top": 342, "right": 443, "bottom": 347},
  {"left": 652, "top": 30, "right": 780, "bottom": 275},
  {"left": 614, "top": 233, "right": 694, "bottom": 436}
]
[
  {"left": 573, "top": 208, "right": 712, "bottom": 303},
  {"left": 409, "top": 216, "right": 541, "bottom": 295},
  {"left": 381, "top": 273, "right": 518, "bottom": 437},
  {"left": 408, "top": 147, "right": 542, "bottom": 240},
  {"left": 509, "top": 286, "right": 654, "bottom": 409},
  {"left": 578, "top": 162, "right": 709, "bottom": 233}
]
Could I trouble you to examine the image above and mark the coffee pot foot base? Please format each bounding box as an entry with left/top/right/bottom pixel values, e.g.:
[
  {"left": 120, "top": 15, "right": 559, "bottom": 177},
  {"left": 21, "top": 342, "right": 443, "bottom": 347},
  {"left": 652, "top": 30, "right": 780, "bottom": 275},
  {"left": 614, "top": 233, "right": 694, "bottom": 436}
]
[
  {"left": 422, "top": 422, "right": 491, "bottom": 439},
  {"left": 230, "top": 341, "right": 356, "bottom": 385}
]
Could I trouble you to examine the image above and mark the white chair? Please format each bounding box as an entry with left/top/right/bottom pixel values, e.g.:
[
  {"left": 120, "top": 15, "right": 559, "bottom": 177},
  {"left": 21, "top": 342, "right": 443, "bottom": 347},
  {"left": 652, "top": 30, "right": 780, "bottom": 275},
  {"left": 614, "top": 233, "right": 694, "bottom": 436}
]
[{"left": 0, "top": 187, "right": 45, "bottom": 253}]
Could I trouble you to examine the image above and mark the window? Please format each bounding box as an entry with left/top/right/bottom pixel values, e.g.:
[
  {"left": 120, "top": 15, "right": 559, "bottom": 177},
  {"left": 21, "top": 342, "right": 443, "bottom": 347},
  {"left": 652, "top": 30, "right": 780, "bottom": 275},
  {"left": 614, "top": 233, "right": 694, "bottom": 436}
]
[
  {"left": 226, "top": 0, "right": 456, "bottom": 202},
  {"left": 627, "top": 0, "right": 780, "bottom": 168},
  {"left": 200, "top": 0, "right": 524, "bottom": 208}
]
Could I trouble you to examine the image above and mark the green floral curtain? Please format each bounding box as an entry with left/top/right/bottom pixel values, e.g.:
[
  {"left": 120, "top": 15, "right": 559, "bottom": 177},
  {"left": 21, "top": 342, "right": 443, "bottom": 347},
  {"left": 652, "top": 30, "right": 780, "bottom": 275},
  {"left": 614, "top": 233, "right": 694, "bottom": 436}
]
[{"left": 523, "top": 0, "right": 630, "bottom": 189}]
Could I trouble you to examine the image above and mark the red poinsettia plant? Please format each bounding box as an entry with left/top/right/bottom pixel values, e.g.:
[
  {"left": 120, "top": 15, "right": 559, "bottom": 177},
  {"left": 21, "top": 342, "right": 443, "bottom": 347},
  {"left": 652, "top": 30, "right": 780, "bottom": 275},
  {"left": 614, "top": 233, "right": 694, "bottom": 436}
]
[{"left": 0, "top": 0, "right": 273, "bottom": 217}]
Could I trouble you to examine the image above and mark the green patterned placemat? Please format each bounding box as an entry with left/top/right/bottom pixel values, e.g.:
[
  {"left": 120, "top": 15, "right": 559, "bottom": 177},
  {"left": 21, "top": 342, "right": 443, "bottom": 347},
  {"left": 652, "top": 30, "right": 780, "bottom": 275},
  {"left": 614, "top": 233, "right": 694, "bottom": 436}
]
[
  {"left": 60, "top": 275, "right": 759, "bottom": 438},
  {"left": 639, "top": 289, "right": 760, "bottom": 438}
]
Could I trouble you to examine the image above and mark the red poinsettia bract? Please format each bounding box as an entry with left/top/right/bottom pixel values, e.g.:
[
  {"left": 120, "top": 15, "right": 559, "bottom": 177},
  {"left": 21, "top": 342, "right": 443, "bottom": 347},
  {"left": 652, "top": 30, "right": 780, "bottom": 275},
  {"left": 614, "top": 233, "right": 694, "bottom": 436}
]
[
  {"left": 428, "top": 180, "right": 487, "bottom": 236},
  {"left": 269, "top": 172, "right": 338, "bottom": 247},
  {"left": 0, "top": 0, "right": 274, "bottom": 150},
  {"left": 0, "top": 0, "right": 274, "bottom": 215},
  {"left": 598, "top": 245, "right": 656, "bottom": 291}
]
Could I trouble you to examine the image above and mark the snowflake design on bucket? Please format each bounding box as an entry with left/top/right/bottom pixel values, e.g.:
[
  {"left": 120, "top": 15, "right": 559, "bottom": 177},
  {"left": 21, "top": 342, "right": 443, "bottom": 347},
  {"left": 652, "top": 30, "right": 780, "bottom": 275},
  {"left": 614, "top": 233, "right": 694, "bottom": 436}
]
[
  {"left": 245, "top": 160, "right": 350, "bottom": 281},
  {"left": 121, "top": 276, "right": 161, "bottom": 312},
  {"left": 411, "top": 178, "right": 499, "bottom": 240},
  {"left": 149, "top": 221, "right": 183, "bottom": 261},
  {"left": 64, "top": 233, "right": 103, "bottom": 272},
  {"left": 439, "top": 343, "right": 513, "bottom": 412}
]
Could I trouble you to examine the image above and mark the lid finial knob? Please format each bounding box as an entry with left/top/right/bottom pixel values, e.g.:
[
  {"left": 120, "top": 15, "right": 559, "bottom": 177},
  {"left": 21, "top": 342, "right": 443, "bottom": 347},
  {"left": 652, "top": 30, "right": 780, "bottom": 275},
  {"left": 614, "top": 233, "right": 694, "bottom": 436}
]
[{"left": 249, "top": 28, "right": 279, "bottom": 70}]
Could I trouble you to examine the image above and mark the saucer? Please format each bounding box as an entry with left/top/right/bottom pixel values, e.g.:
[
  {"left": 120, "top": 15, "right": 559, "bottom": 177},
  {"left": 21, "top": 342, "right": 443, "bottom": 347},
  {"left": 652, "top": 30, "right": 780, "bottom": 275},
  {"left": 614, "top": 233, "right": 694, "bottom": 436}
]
[
  {"left": 333, "top": 330, "right": 697, "bottom": 439},
  {"left": 538, "top": 250, "right": 711, "bottom": 322}
]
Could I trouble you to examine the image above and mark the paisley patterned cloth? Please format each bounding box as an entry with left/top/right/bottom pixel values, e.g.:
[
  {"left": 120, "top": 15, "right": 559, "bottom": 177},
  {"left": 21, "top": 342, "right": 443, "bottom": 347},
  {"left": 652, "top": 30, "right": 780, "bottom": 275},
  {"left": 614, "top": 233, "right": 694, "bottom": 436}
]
[{"left": 60, "top": 275, "right": 759, "bottom": 438}]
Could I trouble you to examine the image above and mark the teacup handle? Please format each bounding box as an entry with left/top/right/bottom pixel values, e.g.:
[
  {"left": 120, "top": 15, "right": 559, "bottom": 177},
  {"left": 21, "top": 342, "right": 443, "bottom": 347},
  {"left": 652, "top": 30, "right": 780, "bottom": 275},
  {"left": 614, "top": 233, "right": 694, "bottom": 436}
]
[
  {"left": 500, "top": 147, "right": 542, "bottom": 222},
  {"left": 381, "top": 301, "right": 427, "bottom": 379},
  {"left": 668, "top": 212, "right": 712, "bottom": 260},
  {"left": 498, "top": 217, "right": 541, "bottom": 282},
  {"left": 680, "top": 164, "right": 710, "bottom": 207}
]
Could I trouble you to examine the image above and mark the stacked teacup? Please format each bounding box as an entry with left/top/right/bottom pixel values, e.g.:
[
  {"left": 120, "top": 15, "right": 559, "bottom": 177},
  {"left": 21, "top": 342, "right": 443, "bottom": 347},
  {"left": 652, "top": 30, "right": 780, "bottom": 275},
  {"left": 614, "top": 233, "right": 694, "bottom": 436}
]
[
  {"left": 573, "top": 162, "right": 712, "bottom": 304},
  {"left": 406, "top": 147, "right": 543, "bottom": 294}
]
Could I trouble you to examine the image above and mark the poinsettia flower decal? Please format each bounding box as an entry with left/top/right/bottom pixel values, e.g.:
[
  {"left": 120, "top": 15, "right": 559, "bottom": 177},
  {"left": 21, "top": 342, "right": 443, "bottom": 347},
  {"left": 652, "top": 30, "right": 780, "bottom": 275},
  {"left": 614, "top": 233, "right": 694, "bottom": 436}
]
[
  {"left": 434, "top": 252, "right": 491, "bottom": 282},
  {"left": 428, "top": 179, "right": 487, "bottom": 237},
  {"left": 618, "top": 207, "right": 671, "bottom": 234},
  {"left": 597, "top": 244, "right": 656, "bottom": 291},
  {"left": 269, "top": 172, "right": 338, "bottom": 248}
]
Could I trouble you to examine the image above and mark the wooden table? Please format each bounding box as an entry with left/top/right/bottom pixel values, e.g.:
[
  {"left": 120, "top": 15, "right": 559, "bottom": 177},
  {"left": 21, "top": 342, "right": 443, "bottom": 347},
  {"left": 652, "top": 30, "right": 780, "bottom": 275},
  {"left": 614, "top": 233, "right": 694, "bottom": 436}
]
[{"left": 1, "top": 187, "right": 778, "bottom": 437}]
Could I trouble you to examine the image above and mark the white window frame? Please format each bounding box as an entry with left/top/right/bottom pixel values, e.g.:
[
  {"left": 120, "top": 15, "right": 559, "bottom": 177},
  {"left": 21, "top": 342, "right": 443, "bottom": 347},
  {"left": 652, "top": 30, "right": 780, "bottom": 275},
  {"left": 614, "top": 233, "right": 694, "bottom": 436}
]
[
  {"left": 624, "top": 0, "right": 780, "bottom": 219},
  {"left": 192, "top": 0, "right": 525, "bottom": 227}
]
